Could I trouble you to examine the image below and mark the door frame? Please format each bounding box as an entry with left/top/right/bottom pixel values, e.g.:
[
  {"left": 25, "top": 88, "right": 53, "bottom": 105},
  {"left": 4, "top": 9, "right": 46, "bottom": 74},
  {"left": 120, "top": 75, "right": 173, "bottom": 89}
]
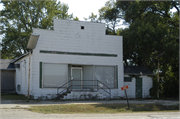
[
  {"left": 71, "top": 67, "right": 83, "bottom": 90},
  {"left": 136, "top": 77, "right": 142, "bottom": 98}
]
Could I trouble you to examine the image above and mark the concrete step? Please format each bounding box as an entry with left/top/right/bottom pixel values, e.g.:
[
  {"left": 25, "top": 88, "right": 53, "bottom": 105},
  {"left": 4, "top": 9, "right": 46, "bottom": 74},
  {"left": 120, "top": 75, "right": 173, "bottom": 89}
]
[{"left": 57, "top": 90, "right": 72, "bottom": 100}]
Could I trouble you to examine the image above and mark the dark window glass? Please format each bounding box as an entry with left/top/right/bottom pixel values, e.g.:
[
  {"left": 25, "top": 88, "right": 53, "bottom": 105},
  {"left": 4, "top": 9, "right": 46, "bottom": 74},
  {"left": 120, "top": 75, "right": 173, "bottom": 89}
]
[{"left": 124, "top": 77, "right": 131, "bottom": 82}]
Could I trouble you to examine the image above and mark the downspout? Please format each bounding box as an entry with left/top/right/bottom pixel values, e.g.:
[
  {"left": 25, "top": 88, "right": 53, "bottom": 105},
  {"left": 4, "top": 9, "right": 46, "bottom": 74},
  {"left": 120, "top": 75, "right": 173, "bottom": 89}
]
[
  {"left": 26, "top": 31, "right": 40, "bottom": 99},
  {"left": 28, "top": 0, "right": 31, "bottom": 100},
  {"left": 27, "top": 51, "right": 32, "bottom": 99}
]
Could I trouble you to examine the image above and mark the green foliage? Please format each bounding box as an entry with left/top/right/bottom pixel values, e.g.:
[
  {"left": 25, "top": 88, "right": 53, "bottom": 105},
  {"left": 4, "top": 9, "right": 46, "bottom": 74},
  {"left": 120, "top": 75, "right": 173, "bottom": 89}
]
[
  {"left": 73, "top": 16, "right": 79, "bottom": 21},
  {"left": 149, "top": 76, "right": 159, "bottom": 98},
  {"left": 1, "top": 93, "right": 27, "bottom": 100},
  {"left": 162, "top": 65, "right": 179, "bottom": 98},
  {"left": 98, "top": 0, "right": 120, "bottom": 34},
  {"left": 88, "top": 12, "right": 98, "bottom": 22},
  {"left": 0, "top": 0, "right": 74, "bottom": 59},
  {"left": 85, "top": 0, "right": 121, "bottom": 35},
  {"left": 117, "top": 1, "right": 179, "bottom": 98}
]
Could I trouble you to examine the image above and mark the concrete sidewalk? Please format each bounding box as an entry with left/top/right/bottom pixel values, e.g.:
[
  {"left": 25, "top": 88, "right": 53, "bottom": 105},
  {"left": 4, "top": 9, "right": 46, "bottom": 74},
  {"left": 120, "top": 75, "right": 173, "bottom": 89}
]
[
  {"left": 1, "top": 109, "right": 180, "bottom": 119},
  {"left": 0, "top": 99, "right": 179, "bottom": 109}
]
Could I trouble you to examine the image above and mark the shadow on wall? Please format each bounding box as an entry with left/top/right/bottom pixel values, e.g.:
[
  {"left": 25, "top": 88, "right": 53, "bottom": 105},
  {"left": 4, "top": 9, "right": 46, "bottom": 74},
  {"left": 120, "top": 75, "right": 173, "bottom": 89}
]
[{"left": 1, "top": 70, "right": 15, "bottom": 93}]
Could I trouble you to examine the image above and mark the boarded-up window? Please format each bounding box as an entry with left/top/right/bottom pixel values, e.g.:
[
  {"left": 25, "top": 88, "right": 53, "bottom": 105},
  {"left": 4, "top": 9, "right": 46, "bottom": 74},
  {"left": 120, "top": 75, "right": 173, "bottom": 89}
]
[
  {"left": 42, "top": 63, "right": 67, "bottom": 88},
  {"left": 94, "top": 66, "right": 115, "bottom": 89}
]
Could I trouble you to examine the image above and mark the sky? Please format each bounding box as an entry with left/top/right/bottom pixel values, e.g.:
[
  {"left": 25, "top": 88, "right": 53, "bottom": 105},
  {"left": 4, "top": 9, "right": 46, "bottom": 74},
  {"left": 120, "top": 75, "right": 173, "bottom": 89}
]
[
  {"left": 0, "top": 0, "right": 109, "bottom": 21},
  {"left": 58, "top": 0, "right": 109, "bottom": 21}
]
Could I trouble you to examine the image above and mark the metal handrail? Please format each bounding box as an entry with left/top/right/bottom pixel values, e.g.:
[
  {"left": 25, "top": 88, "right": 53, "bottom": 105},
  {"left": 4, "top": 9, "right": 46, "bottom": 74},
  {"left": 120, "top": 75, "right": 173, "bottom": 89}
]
[
  {"left": 57, "top": 85, "right": 70, "bottom": 96},
  {"left": 98, "top": 86, "right": 110, "bottom": 96},
  {"left": 97, "top": 80, "right": 110, "bottom": 89},
  {"left": 57, "top": 80, "right": 111, "bottom": 98},
  {"left": 57, "top": 80, "right": 71, "bottom": 95},
  {"left": 97, "top": 80, "right": 111, "bottom": 98}
]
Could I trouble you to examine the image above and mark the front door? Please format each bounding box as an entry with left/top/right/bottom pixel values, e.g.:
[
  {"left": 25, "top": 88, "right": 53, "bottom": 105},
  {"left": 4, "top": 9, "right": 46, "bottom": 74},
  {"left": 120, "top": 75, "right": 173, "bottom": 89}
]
[
  {"left": 136, "top": 78, "right": 142, "bottom": 98},
  {"left": 71, "top": 68, "right": 82, "bottom": 90}
]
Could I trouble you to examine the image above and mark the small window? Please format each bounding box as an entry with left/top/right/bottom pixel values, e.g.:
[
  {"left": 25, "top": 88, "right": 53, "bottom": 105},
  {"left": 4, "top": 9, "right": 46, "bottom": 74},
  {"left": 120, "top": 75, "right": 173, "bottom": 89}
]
[
  {"left": 15, "top": 64, "right": 20, "bottom": 68},
  {"left": 81, "top": 26, "right": 84, "bottom": 29},
  {"left": 124, "top": 77, "right": 131, "bottom": 82}
]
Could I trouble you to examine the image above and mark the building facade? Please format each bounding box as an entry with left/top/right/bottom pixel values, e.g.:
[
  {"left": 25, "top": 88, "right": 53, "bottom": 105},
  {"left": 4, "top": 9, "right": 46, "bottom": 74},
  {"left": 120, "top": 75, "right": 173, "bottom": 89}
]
[{"left": 12, "top": 19, "right": 124, "bottom": 99}]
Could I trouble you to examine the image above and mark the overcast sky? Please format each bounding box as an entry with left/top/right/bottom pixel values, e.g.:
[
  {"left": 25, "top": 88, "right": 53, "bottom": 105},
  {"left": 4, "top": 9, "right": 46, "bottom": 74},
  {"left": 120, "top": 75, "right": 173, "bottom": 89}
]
[
  {"left": 58, "top": 0, "right": 108, "bottom": 21},
  {"left": 0, "top": 0, "right": 109, "bottom": 21}
]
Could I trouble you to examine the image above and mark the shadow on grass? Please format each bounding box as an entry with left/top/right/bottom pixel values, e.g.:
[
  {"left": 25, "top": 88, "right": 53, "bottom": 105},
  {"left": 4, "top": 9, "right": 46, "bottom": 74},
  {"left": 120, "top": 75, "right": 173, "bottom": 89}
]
[
  {"left": 1, "top": 92, "right": 27, "bottom": 100},
  {"left": 28, "top": 104, "right": 179, "bottom": 114},
  {"left": 93, "top": 104, "right": 179, "bottom": 112}
]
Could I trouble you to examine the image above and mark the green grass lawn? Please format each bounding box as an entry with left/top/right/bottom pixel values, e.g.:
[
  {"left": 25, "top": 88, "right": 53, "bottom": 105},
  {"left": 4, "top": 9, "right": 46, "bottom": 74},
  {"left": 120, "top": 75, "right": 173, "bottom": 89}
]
[{"left": 28, "top": 104, "right": 179, "bottom": 114}]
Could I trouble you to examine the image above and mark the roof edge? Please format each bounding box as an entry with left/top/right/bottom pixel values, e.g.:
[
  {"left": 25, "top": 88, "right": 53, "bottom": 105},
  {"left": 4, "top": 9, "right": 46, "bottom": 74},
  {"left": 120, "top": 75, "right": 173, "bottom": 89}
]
[
  {"left": 124, "top": 73, "right": 155, "bottom": 76},
  {"left": 10, "top": 52, "right": 30, "bottom": 63},
  {"left": 1, "top": 69, "right": 16, "bottom": 71}
]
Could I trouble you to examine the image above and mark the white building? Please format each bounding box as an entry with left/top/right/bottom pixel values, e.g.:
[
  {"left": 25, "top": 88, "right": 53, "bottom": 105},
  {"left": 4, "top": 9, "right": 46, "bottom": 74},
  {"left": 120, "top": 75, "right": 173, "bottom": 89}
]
[
  {"left": 124, "top": 66, "right": 154, "bottom": 98},
  {"left": 11, "top": 19, "right": 153, "bottom": 100}
]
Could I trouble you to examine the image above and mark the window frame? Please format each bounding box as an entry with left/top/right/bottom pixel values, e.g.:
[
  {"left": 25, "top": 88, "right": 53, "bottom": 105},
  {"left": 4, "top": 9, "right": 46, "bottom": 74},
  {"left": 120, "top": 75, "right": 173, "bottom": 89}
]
[
  {"left": 124, "top": 77, "right": 132, "bottom": 82},
  {"left": 94, "top": 65, "right": 117, "bottom": 89},
  {"left": 40, "top": 62, "right": 68, "bottom": 89},
  {"left": 39, "top": 63, "right": 118, "bottom": 89}
]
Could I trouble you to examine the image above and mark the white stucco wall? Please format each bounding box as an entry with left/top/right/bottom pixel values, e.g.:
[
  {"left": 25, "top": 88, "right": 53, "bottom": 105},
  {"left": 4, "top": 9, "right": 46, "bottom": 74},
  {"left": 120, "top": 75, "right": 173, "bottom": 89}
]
[
  {"left": 15, "top": 56, "right": 29, "bottom": 95},
  {"left": 15, "top": 19, "right": 124, "bottom": 99},
  {"left": 123, "top": 75, "right": 153, "bottom": 98},
  {"left": 123, "top": 76, "right": 136, "bottom": 98},
  {"left": 15, "top": 66, "right": 21, "bottom": 94}
]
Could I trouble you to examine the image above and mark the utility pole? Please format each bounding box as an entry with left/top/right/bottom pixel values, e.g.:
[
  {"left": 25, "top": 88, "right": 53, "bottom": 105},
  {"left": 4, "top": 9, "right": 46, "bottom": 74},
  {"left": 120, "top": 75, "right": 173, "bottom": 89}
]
[
  {"left": 156, "top": 52, "right": 164, "bottom": 99},
  {"left": 157, "top": 58, "right": 159, "bottom": 99},
  {"left": 27, "top": 51, "right": 31, "bottom": 100},
  {"left": 27, "top": 0, "right": 32, "bottom": 101}
]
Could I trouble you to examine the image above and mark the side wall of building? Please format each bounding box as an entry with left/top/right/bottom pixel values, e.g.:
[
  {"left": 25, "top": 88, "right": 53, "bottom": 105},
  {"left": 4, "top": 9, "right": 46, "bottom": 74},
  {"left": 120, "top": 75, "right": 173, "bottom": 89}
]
[
  {"left": 124, "top": 75, "right": 152, "bottom": 98},
  {"left": 123, "top": 76, "right": 136, "bottom": 98},
  {"left": 15, "top": 56, "right": 29, "bottom": 96}
]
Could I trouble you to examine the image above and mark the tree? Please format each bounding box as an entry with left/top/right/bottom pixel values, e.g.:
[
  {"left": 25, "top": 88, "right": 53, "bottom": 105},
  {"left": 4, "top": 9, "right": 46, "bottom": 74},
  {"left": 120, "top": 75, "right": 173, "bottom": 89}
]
[
  {"left": 85, "top": 0, "right": 123, "bottom": 34},
  {"left": 73, "top": 16, "right": 79, "bottom": 21},
  {"left": 88, "top": 12, "right": 98, "bottom": 22},
  {"left": 117, "top": 1, "right": 179, "bottom": 98},
  {"left": 98, "top": 0, "right": 121, "bottom": 34},
  {"left": 117, "top": 1, "right": 179, "bottom": 67},
  {"left": 0, "top": 0, "right": 74, "bottom": 59},
  {"left": 85, "top": 0, "right": 126, "bottom": 35}
]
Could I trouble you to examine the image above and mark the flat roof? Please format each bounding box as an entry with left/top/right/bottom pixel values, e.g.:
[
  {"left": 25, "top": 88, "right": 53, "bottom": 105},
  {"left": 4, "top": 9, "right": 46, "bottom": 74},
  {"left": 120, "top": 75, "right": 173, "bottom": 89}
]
[{"left": 124, "top": 66, "right": 154, "bottom": 75}]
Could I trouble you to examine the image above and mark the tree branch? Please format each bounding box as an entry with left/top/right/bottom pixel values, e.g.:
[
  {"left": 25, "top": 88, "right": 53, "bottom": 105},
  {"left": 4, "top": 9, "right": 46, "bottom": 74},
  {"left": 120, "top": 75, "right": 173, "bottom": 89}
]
[{"left": 172, "top": 1, "right": 179, "bottom": 15}]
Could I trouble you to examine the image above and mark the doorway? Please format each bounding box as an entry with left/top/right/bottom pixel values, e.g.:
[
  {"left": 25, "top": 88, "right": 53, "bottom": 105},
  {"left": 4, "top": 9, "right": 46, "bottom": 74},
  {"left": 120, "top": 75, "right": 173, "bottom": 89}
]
[
  {"left": 136, "top": 78, "right": 142, "bottom": 98},
  {"left": 71, "top": 67, "right": 82, "bottom": 90}
]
